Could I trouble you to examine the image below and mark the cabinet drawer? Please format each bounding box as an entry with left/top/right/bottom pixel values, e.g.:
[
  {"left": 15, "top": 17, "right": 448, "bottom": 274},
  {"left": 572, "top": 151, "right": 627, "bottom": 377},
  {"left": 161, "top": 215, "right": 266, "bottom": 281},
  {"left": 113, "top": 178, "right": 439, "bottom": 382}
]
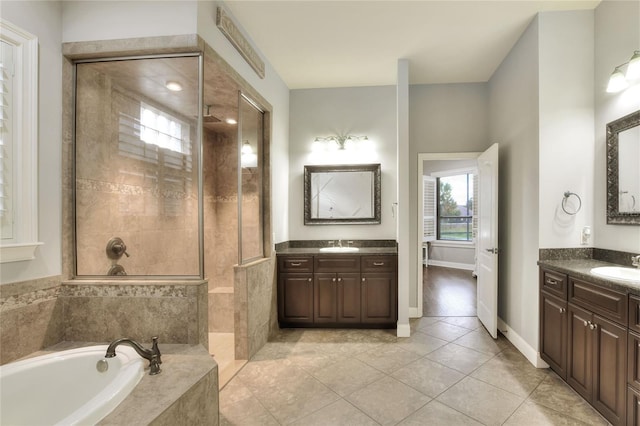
[
  {"left": 278, "top": 256, "right": 313, "bottom": 273},
  {"left": 315, "top": 256, "right": 360, "bottom": 273},
  {"left": 540, "top": 269, "right": 568, "bottom": 299},
  {"left": 569, "top": 277, "right": 627, "bottom": 326},
  {"left": 361, "top": 256, "right": 396, "bottom": 272}
]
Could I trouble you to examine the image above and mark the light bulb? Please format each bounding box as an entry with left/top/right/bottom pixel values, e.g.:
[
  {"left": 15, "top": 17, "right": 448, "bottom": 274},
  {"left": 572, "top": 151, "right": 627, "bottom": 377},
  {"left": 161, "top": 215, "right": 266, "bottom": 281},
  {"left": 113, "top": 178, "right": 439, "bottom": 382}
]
[
  {"left": 606, "top": 68, "right": 629, "bottom": 93},
  {"left": 242, "top": 141, "right": 253, "bottom": 155},
  {"left": 626, "top": 51, "right": 640, "bottom": 80},
  {"left": 165, "top": 81, "right": 183, "bottom": 92}
]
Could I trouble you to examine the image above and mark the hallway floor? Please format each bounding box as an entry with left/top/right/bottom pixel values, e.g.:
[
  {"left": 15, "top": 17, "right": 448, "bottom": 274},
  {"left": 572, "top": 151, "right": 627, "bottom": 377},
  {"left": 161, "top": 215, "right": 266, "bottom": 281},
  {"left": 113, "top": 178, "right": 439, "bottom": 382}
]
[
  {"left": 219, "top": 318, "right": 609, "bottom": 425},
  {"left": 423, "top": 266, "right": 477, "bottom": 317}
]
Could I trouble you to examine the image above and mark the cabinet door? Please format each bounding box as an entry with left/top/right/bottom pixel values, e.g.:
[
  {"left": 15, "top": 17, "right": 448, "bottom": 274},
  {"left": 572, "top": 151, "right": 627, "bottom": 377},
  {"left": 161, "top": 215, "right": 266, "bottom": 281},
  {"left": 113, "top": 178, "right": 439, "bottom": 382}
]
[
  {"left": 314, "top": 273, "right": 337, "bottom": 323},
  {"left": 540, "top": 291, "right": 567, "bottom": 379},
  {"left": 337, "top": 273, "right": 361, "bottom": 323},
  {"left": 627, "top": 386, "right": 640, "bottom": 426},
  {"left": 361, "top": 273, "right": 397, "bottom": 324},
  {"left": 567, "top": 303, "right": 593, "bottom": 401},
  {"left": 629, "top": 332, "right": 640, "bottom": 391},
  {"left": 278, "top": 273, "right": 314, "bottom": 324},
  {"left": 593, "top": 315, "right": 627, "bottom": 426}
]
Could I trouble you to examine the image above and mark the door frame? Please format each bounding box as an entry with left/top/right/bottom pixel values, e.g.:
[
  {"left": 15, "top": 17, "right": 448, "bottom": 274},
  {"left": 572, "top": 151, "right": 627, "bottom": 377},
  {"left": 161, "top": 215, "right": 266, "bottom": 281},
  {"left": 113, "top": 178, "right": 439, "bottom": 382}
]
[{"left": 416, "top": 152, "right": 481, "bottom": 317}]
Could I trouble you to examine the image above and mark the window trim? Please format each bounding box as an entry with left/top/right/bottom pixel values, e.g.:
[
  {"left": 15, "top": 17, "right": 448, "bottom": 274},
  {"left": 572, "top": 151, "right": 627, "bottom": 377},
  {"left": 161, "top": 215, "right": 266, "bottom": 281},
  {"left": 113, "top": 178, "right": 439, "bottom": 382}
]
[{"left": 0, "top": 19, "right": 42, "bottom": 263}]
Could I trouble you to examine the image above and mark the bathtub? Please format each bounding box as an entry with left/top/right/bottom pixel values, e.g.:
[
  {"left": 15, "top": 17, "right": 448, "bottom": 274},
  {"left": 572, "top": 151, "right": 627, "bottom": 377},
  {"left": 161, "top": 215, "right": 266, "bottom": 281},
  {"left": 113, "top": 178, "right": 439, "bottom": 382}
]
[{"left": 0, "top": 345, "right": 145, "bottom": 425}]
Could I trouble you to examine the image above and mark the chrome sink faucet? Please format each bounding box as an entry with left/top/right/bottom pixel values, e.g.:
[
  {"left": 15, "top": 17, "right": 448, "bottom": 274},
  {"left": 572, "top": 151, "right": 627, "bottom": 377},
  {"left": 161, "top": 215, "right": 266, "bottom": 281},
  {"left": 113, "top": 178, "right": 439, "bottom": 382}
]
[
  {"left": 105, "top": 336, "right": 162, "bottom": 375},
  {"left": 632, "top": 255, "right": 640, "bottom": 268}
]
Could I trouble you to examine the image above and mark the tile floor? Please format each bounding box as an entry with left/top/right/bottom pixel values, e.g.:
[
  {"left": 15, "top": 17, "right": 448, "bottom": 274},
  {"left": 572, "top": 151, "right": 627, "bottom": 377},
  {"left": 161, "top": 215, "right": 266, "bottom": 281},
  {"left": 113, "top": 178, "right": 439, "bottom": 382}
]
[
  {"left": 219, "top": 317, "right": 610, "bottom": 425},
  {"left": 209, "top": 332, "right": 247, "bottom": 388}
]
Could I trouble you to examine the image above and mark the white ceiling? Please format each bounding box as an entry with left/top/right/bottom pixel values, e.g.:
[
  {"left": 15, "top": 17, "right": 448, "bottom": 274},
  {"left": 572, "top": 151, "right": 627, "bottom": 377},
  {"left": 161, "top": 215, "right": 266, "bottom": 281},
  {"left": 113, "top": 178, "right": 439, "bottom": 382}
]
[{"left": 224, "top": 0, "right": 600, "bottom": 89}]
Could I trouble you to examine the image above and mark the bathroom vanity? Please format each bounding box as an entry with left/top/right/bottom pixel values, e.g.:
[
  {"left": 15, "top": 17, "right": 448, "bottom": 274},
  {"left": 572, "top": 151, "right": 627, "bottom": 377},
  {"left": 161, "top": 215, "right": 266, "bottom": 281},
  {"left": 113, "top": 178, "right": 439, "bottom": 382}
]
[
  {"left": 276, "top": 247, "right": 397, "bottom": 328},
  {"left": 539, "top": 258, "right": 640, "bottom": 426}
]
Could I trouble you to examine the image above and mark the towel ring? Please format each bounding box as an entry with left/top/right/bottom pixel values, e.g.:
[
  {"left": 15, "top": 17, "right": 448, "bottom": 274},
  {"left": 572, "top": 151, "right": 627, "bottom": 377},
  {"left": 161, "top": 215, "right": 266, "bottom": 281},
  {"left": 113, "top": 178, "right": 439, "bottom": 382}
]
[{"left": 562, "top": 191, "right": 582, "bottom": 215}]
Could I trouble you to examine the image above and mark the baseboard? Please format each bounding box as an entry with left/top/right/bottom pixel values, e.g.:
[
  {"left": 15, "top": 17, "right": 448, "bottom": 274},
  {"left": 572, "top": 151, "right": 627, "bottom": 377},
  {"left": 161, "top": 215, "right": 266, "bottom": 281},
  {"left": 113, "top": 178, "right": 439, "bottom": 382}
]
[
  {"left": 409, "top": 307, "right": 421, "bottom": 318},
  {"left": 396, "top": 322, "right": 411, "bottom": 337},
  {"left": 497, "top": 317, "right": 549, "bottom": 368},
  {"left": 427, "top": 260, "right": 475, "bottom": 271}
]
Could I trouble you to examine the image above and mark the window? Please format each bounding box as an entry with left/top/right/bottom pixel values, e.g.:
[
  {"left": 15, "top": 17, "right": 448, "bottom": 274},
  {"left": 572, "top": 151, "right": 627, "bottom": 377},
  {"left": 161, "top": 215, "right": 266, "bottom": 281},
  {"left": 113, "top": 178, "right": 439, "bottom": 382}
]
[
  {"left": 0, "top": 20, "right": 41, "bottom": 263},
  {"left": 437, "top": 173, "right": 474, "bottom": 241},
  {"left": 139, "top": 103, "right": 191, "bottom": 155}
]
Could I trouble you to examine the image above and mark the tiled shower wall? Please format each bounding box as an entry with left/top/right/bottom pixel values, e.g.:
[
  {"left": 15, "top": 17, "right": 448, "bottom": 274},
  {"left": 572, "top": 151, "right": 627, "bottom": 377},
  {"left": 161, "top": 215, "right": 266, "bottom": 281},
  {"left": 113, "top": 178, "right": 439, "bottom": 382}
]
[
  {"left": 75, "top": 63, "right": 199, "bottom": 276},
  {"left": 204, "top": 128, "right": 238, "bottom": 333}
]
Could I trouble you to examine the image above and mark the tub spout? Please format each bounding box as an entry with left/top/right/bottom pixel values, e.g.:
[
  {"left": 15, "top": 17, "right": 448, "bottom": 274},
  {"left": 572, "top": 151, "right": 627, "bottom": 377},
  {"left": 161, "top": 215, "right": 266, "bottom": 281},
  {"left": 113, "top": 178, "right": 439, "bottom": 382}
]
[{"left": 105, "top": 337, "right": 162, "bottom": 375}]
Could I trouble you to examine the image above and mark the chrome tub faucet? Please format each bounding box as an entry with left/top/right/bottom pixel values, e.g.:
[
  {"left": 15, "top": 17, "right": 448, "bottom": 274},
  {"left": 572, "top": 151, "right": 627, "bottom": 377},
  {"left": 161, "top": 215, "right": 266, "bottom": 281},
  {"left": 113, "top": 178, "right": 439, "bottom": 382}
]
[
  {"left": 632, "top": 255, "right": 640, "bottom": 268},
  {"left": 105, "top": 336, "right": 162, "bottom": 375}
]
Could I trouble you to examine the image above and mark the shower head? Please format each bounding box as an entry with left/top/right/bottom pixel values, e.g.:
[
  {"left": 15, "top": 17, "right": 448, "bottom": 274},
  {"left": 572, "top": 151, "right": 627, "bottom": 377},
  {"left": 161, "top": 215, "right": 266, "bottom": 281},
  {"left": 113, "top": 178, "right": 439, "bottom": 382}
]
[{"left": 203, "top": 105, "right": 221, "bottom": 123}]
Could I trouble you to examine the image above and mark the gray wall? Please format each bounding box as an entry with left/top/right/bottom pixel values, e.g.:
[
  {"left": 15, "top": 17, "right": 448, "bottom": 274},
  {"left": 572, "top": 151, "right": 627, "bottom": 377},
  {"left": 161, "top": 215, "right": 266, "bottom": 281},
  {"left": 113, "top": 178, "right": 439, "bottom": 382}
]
[
  {"left": 594, "top": 0, "right": 640, "bottom": 253},
  {"left": 409, "top": 83, "right": 490, "bottom": 307},
  {"left": 289, "top": 86, "right": 398, "bottom": 241}
]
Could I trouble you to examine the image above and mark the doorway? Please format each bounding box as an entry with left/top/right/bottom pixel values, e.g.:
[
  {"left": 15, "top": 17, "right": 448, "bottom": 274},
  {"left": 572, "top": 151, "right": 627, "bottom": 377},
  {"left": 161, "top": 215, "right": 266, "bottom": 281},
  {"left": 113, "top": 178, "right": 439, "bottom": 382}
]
[{"left": 417, "top": 146, "right": 499, "bottom": 336}]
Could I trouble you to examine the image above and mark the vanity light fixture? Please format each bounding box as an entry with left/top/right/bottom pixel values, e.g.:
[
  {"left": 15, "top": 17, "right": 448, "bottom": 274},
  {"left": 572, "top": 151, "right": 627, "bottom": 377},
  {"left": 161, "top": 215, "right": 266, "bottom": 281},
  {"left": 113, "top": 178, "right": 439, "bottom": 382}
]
[
  {"left": 606, "top": 50, "right": 640, "bottom": 93},
  {"left": 226, "top": 118, "right": 237, "bottom": 125},
  {"left": 313, "top": 135, "right": 369, "bottom": 151},
  {"left": 165, "top": 81, "right": 183, "bottom": 92}
]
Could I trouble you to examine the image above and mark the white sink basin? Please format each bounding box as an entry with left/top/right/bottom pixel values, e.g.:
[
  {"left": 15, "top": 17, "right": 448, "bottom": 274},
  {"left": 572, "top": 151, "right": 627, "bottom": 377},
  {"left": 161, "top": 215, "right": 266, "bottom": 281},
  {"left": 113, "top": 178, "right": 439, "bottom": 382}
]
[
  {"left": 319, "top": 247, "right": 360, "bottom": 253},
  {"left": 590, "top": 266, "right": 640, "bottom": 284}
]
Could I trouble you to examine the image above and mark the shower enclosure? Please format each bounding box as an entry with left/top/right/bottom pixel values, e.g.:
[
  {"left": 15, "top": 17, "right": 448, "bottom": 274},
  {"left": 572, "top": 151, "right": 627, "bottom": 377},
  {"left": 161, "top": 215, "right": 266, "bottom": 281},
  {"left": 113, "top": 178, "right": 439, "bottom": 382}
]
[{"left": 72, "top": 45, "right": 271, "bottom": 373}]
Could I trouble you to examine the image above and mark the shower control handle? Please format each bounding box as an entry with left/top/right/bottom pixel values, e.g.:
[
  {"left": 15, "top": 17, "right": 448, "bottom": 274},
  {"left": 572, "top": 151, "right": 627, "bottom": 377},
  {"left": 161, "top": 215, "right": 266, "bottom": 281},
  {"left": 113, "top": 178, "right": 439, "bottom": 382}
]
[{"left": 107, "top": 237, "right": 130, "bottom": 260}]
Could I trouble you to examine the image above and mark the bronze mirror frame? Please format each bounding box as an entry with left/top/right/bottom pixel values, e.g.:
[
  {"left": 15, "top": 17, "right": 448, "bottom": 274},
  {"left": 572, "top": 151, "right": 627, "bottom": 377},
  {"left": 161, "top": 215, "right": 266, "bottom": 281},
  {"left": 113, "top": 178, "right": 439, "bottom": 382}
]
[
  {"left": 606, "top": 109, "right": 640, "bottom": 225},
  {"left": 304, "top": 163, "right": 381, "bottom": 225}
]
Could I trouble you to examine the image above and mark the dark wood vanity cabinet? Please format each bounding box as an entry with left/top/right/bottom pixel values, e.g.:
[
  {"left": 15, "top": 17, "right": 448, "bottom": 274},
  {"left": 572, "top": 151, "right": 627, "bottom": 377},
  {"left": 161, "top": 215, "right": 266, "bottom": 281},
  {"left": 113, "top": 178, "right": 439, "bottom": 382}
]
[
  {"left": 540, "top": 267, "right": 628, "bottom": 426},
  {"left": 278, "top": 253, "right": 397, "bottom": 327}
]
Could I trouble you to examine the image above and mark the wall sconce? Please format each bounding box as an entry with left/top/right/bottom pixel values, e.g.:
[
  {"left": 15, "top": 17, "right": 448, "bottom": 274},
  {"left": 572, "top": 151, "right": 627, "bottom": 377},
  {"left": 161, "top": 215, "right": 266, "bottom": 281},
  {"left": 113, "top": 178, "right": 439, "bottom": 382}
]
[
  {"left": 241, "top": 140, "right": 257, "bottom": 168},
  {"left": 606, "top": 50, "right": 640, "bottom": 93},
  {"left": 312, "top": 135, "right": 369, "bottom": 151}
]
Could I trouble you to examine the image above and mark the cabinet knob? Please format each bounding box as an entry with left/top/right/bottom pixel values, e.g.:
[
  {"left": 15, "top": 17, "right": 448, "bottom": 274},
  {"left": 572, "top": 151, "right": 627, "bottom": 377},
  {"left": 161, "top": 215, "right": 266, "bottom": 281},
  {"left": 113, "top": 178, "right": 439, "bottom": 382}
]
[
  {"left": 559, "top": 307, "right": 565, "bottom": 314},
  {"left": 337, "top": 278, "right": 342, "bottom": 282},
  {"left": 332, "top": 278, "right": 336, "bottom": 282},
  {"left": 583, "top": 320, "right": 588, "bottom": 327},
  {"left": 308, "top": 278, "right": 312, "bottom": 282},
  {"left": 588, "top": 321, "right": 597, "bottom": 330},
  {"left": 362, "top": 278, "right": 366, "bottom": 282},
  {"left": 546, "top": 278, "right": 558, "bottom": 286},
  {"left": 373, "top": 262, "right": 385, "bottom": 266},
  {"left": 291, "top": 262, "right": 302, "bottom": 266}
]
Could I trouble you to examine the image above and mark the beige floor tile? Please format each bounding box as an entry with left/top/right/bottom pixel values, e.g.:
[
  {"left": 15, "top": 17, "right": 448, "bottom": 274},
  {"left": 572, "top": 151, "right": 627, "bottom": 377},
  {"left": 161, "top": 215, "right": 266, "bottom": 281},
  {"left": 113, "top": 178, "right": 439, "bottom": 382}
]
[
  {"left": 313, "top": 357, "right": 385, "bottom": 397},
  {"left": 471, "top": 347, "right": 548, "bottom": 397},
  {"left": 411, "top": 316, "right": 443, "bottom": 331},
  {"left": 419, "top": 321, "right": 472, "bottom": 341},
  {"left": 355, "top": 343, "right": 422, "bottom": 374},
  {"left": 397, "top": 400, "right": 483, "bottom": 426},
  {"left": 396, "top": 330, "right": 448, "bottom": 356},
  {"left": 504, "top": 401, "right": 598, "bottom": 426},
  {"left": 210, "top": 332, "right": 247, "bottom": 389},
  {"left": 346, "top": 376, "right": 431, "bottom": 426},
  {"left": 453, "top": 329, "right": 510, "bottom": 355},
  {"left": 219, "top": 380, "right": 279, "bottom": 426},
  {"left": 392, "top": 357, "right": 465, "bottom": 397},
  {"left": 235, "top": 358, "right": 297, "bottom": 391},
  {"left": 528, "top": 374, "right": 610, "bottom": 426},
  {"left": 441, "top": 316, "right": 483, "bottom": 330},
  {"left": 426, "top": 342, "right": 493, "bottom": 374},
  {"left": 289, "top": 399, "right": 379, "bottom": 426},
  {"left": 251, "top": 372, "right": 340, "bottom": 424},
  {"left": 437, "top": 376, "right": 524, "bottom": 425}
]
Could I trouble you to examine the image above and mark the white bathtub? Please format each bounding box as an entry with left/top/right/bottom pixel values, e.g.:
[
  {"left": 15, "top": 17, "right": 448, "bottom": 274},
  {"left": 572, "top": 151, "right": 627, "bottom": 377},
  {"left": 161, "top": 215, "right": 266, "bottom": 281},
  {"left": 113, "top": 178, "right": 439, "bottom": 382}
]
[{"left": 0, "top": 345, "right": 145, "bottom": 425}]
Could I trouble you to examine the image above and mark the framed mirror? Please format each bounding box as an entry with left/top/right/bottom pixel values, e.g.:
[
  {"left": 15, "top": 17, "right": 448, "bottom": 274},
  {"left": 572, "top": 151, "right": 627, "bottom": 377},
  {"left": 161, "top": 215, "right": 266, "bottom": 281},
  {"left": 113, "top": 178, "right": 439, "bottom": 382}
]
[
  {"left": 606, "top": 109, "right": 640, "bottom": 225},
  {"left": 304, "top": 164, "right": 381, "bottom": 225}
]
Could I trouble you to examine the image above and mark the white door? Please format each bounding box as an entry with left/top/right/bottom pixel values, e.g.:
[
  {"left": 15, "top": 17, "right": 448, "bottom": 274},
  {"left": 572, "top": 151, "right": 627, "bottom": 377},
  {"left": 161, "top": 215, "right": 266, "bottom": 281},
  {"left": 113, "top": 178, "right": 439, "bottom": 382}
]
[{"left": 477, "top": 143, "right": 499, "bottom": 339}]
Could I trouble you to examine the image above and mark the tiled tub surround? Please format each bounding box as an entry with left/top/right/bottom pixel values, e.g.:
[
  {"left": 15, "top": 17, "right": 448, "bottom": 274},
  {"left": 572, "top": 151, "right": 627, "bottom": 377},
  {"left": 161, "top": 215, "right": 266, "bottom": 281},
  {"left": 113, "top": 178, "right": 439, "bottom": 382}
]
[
  {"left": 30, "top": 341, "right": 218, "bottom": 425},
  {"left": 0, "top": 276, "right": 64, "bottom": 364},
  {"left": 0, "top": 278, "right": 208, "bottom": 365}
]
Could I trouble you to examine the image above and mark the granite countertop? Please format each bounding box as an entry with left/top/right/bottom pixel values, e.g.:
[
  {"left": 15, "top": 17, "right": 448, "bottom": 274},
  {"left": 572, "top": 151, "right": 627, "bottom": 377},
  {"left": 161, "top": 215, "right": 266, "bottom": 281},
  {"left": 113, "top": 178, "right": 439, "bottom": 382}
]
[
  {"left": 538, "top": 258, "right": 640, "bottom": 295},
  {"left": 276, "top": 247, "right": 397, "bottom": 255}
]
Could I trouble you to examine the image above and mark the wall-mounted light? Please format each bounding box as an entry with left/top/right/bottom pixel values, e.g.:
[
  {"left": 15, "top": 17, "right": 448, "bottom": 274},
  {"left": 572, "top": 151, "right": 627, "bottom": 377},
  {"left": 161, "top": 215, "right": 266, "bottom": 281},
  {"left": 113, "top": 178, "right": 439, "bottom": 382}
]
[
  {"left": 606, "top": 50, "right": 640, "bottom": 93},
  {"left": 241, "top": 140, "right": 257, "bottom": 168},
  {"left": 313, "top": 135, "right": 369, "bottom": 152}
]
